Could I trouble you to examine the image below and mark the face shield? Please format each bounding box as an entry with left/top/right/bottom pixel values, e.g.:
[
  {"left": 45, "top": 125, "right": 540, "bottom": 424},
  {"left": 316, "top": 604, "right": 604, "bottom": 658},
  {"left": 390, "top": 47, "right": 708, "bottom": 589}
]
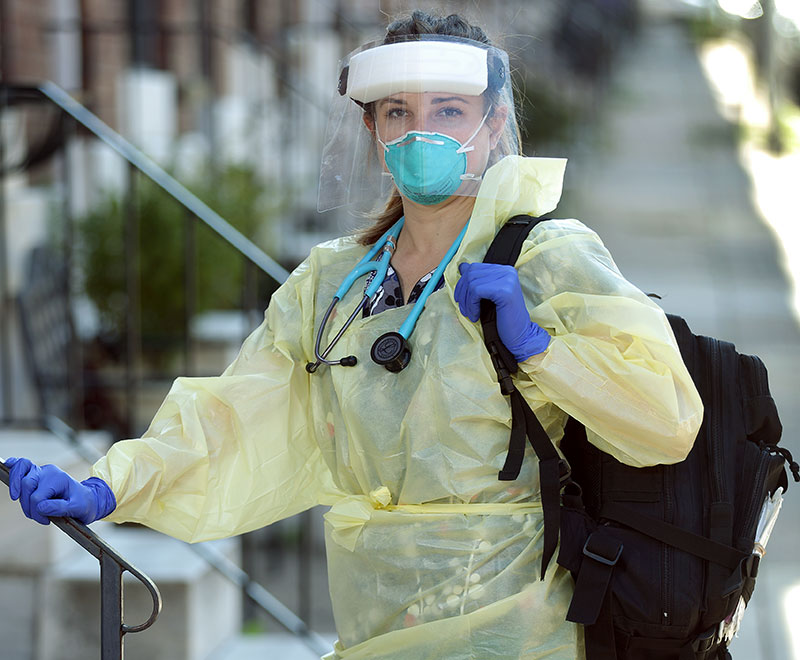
[{"left": 318, "top": 35, "right": 520, "bottom": 212}]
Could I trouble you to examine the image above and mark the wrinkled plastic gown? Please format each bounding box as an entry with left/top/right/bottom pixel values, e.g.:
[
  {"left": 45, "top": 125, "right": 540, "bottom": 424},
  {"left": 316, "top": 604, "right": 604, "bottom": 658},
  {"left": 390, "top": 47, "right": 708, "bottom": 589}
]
[{"left": 92, "top": 156, "right": 703, "bottom": 660}]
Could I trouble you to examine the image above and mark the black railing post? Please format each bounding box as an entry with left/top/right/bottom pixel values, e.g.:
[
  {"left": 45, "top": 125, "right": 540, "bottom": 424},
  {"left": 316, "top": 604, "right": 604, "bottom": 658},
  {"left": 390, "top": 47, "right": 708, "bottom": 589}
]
[
  {"left": 0, "top": 83, "right": 12, "bottom": 423},
  {"left": 60, "top": 112, "right": 82, "bottom": 428},
  {"left": 124, "top": 163, "right": 141, "bottom": 436},
  {"left": 100, "top": 552, "right": 124, "bottom": 659},
  {"left": 183, "top": 210, "right": 197, "bottom": 377},
  {"left": 239, "top": 255, "right": 250, "bottom": 344},
  {"left": 243, "top": 257, "right": 260, "bottom": 332},
  {"left": 197, "top": 0, "right": 217, "bottom": 172}
]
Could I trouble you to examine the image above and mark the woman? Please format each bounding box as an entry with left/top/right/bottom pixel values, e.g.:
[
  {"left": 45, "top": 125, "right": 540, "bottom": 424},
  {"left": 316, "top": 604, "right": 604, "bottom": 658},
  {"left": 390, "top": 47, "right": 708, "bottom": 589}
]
[{"left": 6, "top": 11, "right": 703, "bottom": 659}]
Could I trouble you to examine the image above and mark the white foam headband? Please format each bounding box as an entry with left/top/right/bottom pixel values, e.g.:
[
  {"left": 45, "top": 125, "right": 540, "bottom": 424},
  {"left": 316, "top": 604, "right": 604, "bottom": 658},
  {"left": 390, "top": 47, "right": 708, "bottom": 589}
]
[{"left": 345, "top": 41, "right": 489, "bottom": 104}]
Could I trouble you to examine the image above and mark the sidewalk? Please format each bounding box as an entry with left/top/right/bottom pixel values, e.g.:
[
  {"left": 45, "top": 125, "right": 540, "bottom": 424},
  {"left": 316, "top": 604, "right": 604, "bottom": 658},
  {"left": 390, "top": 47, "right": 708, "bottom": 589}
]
[{"left": 552, "top": 16, "right": 800, "bottom": 660}]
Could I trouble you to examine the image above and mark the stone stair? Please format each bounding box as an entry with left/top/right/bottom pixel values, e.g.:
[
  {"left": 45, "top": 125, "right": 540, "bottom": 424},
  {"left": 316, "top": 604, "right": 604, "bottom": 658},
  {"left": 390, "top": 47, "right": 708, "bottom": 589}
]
[{"left": 208, "top": 632, "right": 337, "bottom": 660}]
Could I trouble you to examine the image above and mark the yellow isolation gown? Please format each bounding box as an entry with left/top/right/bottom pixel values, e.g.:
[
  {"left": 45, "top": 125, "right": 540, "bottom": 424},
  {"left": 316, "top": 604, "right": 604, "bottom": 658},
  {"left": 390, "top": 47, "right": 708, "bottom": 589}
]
[{"left": 91, "top": 155, "right": 703, "bottom": 659}]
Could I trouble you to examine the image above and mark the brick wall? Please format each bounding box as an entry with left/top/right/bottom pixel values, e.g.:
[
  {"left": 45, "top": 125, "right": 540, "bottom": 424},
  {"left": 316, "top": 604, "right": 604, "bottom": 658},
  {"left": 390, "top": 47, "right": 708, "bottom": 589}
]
[{"left": 2, "top": 0, "right": 51, "bottom": 81}]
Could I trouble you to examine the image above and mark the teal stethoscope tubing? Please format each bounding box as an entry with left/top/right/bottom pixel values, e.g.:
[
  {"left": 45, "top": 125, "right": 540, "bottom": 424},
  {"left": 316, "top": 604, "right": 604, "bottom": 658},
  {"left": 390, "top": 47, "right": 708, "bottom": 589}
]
[
  {"left": 306, "top": 216, "right": 468, "bottom": 372},
  {"left": 335, "top": 218, "right": 404, "bottom": 300},
  {"left": 398, "top": 219, "right": 467, "bottom": 340}
]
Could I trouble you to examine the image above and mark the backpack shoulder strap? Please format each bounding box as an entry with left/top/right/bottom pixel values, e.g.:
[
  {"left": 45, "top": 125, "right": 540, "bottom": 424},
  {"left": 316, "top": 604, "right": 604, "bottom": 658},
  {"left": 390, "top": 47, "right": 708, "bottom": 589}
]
[
  {"left": 482, "top": 214, "right": 545, "bottom": 265},
  {"left": 480, "top": 215, "right": 565, "bottom": 580}
]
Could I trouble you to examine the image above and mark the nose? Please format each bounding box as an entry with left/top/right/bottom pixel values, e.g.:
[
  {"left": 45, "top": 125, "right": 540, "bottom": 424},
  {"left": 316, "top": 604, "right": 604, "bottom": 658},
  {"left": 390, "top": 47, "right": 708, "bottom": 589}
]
[{"left": 407, "top": 114, "right": 426, "bottom": 133}]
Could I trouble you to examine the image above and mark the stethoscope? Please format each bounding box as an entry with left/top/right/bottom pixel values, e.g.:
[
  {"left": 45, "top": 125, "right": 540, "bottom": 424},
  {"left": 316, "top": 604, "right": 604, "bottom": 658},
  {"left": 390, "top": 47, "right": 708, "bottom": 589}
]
[{"left": 305, "top": 216, "right": 468, "bottom": 374}]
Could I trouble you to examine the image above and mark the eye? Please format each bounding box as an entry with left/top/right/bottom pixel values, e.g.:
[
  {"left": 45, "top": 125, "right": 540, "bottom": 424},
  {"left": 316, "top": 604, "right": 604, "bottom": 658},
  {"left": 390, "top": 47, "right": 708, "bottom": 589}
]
[
  {"left": 386, "top": 107, "right": 408, "bottom": 119},
  {"left": 437, "top": 106, "right": 463, "bottom": 119}
]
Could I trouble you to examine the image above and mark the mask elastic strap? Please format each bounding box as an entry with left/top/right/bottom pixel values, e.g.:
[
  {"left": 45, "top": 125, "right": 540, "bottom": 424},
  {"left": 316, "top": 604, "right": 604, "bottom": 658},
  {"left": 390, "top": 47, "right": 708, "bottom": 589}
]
[
  {"left": 374, "top": 122, "right": 395, "bottom": 180},
  {"left": 456, "top": 108, "right": 491, "bottom": 155},
  {"left": 375, "top": 122, "right": 389, "bottom": 153},
  {"left": 457, "top": 108, "right": 492, "bottom": 183}
]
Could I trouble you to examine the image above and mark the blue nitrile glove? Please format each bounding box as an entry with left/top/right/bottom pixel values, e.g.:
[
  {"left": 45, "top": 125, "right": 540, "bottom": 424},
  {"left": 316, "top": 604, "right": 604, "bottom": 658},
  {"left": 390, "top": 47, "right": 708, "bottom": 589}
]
[
  {"left": 5, "top": 457, "right": 116, "bottom": 526},
  {"left": 455, "top": 262, "right": 551, "bottom": 362}
]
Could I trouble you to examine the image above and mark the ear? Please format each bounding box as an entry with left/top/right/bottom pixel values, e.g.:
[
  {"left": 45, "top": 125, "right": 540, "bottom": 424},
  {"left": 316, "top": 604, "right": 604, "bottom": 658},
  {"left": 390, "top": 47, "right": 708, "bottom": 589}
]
[
  {"left": 487, "top": 105, "right": 509, "bottom": 149},
  {"left": 363, "top": 112, "right": 375, "bottom": 135}
]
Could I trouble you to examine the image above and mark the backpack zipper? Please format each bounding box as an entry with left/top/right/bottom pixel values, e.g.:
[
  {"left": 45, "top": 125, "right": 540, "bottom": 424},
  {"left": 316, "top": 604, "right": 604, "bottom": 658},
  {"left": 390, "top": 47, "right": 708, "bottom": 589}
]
[
  {"left": 738, "top": 354, "right": 773, "bottom": 542},
  {"left": 741, "top": 452, "right": 769, "bottom": 542},
  {"left": 708, "top": 339, "right": 725, "bottom": 502},
  {"left": 662, "top": 465, "right": 674, "bottom": 626}
]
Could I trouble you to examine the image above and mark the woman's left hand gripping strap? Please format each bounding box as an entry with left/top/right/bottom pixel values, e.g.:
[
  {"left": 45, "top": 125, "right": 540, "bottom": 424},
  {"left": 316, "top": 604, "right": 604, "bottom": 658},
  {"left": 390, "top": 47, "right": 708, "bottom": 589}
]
[{"left": 454, "top": 263, "right": 550, "bottom": 362}]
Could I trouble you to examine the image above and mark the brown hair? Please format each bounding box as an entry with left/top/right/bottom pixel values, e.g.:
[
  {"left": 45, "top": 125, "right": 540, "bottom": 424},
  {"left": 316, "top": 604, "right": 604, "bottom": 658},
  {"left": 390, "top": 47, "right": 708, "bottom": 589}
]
[{"left": 356, "top": 10, "right": 520, "bottom": 246}]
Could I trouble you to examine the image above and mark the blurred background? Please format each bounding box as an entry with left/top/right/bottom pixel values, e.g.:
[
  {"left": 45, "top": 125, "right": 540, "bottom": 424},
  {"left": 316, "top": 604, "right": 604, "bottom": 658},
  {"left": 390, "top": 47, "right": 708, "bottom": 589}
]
[{"left": 0, "top": 0, "right": 798, "bottom": 658}]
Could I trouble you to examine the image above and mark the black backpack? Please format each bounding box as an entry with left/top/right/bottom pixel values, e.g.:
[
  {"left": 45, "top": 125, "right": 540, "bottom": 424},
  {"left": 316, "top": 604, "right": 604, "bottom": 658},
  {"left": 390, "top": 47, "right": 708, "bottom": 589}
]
[{"left": 481, "top": 215, "right": 799, "bottom": 660}]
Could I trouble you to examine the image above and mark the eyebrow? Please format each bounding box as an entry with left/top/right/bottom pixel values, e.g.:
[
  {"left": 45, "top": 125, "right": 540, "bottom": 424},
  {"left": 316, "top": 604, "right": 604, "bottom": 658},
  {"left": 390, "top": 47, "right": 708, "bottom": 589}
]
[
  {"left": 377, "top": 96, "right": 469, "bottom": 108},
  {"left": 430, "top": 96, "right": 468, "bottom": 104},
  {"left": 377, "top": 97, "right": 406, "bottom": 108}
]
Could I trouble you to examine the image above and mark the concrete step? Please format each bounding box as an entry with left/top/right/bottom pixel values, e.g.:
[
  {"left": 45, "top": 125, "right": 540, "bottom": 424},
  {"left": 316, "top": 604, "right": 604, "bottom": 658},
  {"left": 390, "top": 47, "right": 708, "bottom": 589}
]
[{"left": 208, "top": 632, "right": 337, "bottom": 660}]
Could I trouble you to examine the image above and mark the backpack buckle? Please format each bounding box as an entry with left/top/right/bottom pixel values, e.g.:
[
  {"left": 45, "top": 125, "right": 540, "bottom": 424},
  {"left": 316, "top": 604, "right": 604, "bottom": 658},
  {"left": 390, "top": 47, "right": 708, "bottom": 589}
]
[
  {"left": 558, "top": 458, "right": 572, "bottom": 485},
  {"left": 692, "top": 626, "right": 717, "bottom": 654},
  {"left": 487, "top": 342, "right": 516, "bottom": 395},
  {"left": 568, "top": 531, "right": 623, "bottom": 625},
  {"left": 582, "top": 532, "right": 623, "bottom": 566}
]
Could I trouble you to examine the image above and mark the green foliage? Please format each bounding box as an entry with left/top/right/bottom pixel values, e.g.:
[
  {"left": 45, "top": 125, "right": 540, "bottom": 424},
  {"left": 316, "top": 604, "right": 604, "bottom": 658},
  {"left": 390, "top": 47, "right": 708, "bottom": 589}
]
[
  {"left": 77, "top": 164, "right": 280, "bottom": 366},
  {"left": 241, "top": 618, "right": 269, "bottom": 635}
]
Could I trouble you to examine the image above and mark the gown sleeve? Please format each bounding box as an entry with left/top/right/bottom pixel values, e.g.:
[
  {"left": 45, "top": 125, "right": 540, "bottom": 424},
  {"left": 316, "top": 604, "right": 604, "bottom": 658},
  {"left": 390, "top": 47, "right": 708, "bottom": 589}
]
[
  {"left": 514, "top": 219, "right": 704, "bottom": 467},
  {"left": 90, "top": 253, "right": 339, "bottom": 543}
]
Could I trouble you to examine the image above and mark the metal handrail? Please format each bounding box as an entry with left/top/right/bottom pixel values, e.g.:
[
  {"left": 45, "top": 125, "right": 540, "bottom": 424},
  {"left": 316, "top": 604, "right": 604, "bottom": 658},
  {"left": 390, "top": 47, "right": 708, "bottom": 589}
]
[
  {"left": 0, "top": 459, "right": 162, "bottom": 660},
  {"left": 1, "top": 81, "right": 290, "bottom": 286}
]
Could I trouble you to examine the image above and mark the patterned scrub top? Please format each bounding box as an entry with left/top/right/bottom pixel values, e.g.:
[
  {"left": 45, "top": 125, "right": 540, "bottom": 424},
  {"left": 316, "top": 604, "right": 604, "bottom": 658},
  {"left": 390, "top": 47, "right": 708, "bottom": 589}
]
[{"left": 363, "top": 265, "right": 445, "bottom": 317}]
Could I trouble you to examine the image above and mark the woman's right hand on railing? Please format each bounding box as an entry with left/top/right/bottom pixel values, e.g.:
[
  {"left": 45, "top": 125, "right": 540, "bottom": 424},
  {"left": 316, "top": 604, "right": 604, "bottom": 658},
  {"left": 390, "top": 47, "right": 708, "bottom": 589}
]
[{"left": 5, "top": 457, "right": 116, "bottom": 525}]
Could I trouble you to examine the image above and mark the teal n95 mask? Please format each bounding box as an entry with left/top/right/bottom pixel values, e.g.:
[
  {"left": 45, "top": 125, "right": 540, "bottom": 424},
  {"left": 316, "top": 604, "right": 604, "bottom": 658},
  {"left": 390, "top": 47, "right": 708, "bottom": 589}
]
[
  {"left": 318, "top": 35, "right": 521, "bottom": 213},
  {"left": 377, "top": 111, "right": 489, "bottom": 205}
]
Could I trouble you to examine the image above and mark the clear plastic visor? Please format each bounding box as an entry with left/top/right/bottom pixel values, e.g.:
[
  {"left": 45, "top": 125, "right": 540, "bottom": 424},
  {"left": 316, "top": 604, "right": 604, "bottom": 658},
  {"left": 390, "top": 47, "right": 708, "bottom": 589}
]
[{"left": 318, "top": 35, "right": 520, "bottom": 213}]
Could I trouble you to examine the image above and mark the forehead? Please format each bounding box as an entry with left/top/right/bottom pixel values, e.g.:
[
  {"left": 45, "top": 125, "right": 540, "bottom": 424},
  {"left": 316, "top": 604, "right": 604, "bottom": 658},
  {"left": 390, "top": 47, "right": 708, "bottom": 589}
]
[{"left": 376, "top": 92, "right": 483, "bottom": 108}]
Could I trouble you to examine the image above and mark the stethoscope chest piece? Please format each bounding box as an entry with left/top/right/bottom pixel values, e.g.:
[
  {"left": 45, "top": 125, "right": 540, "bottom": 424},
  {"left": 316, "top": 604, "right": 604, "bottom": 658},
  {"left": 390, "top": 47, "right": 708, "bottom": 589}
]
[{"left": 371, "top": 331, "right": 412, "bottom": 373}]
